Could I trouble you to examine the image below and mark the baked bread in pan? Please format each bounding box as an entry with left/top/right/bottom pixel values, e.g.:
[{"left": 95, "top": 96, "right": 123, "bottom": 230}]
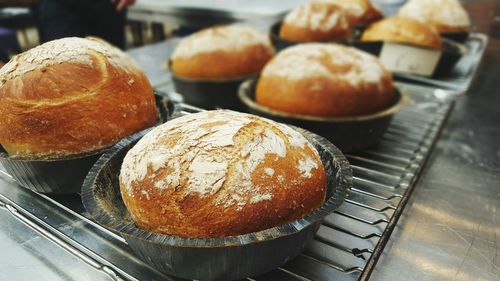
[
  {"left": 279, "top": 2, "right": 350, "bottom": 42},
  {"left": 119, "top": 110, "right": 327, "bottom": 238},
  {"left": 170, "top": 25, "right": 275, "bottom": 79},
  {"left": 398, "top": 0, "right": 470, "bottom": 33},
  {"left": 0, "top": 37, "right": 156, "bottom": 159},
  {"left": 312, "top": 0, "right": 383, "bottom": 26},
  {"left": 256, "top": 43, "right": 393, "bottom": 117},
  {"left": 361, "top": 16, "right": 443, "bottom": 49}
]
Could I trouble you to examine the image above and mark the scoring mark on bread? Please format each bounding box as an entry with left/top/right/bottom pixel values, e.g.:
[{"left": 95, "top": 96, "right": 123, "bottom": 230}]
[{"left": 0, "top": 37, "right": 139, "bottom": 87}]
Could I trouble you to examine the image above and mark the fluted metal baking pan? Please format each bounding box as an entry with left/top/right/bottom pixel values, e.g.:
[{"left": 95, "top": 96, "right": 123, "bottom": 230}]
[
  {"left": 81, "top": 125, "right": 352, "bottom": 280},
  {"left": 269, "top": 21, "right": 296, "bottom": 51},
  {"left": 171, "top": 71, "right": 257, "bottom": 111},
  {"left": 238, "top": 78, "right": 410, "bottom": 152},
  {"left": 0, "top": 93, "right": 174, "bottom": 194},
  {"left": 441, "top": 31, "right": 469, "bottom": 43}
]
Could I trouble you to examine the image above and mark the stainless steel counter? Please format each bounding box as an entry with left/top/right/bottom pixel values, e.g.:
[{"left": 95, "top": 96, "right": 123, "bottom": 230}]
[
  {"left": 368, "top": 1, "right": 500, "bottom": 279},
  {"left": 370, "top": 47, "right": 500, "bottom": 280}
]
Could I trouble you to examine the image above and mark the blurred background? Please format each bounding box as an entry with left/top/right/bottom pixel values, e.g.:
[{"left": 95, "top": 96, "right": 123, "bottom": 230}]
[{"left": 0, "top": 0, "right": 412, "bottom": 63}]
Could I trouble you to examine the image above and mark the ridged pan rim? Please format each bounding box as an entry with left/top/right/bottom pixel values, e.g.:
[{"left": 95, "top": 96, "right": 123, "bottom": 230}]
[
  {"left": 81, "top": 126, "right": 352, "bottom": 248},
  {"left": 238, "top": 78, "right": 410, "bottom": 123}
]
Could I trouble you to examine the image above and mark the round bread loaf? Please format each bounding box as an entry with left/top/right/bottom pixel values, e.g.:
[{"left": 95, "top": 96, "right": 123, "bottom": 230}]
[
  {"left": 312, "top": 0, "right": 383, "bottom": 26},
  {"left": 0, "top": 37, "right": 157, "bottom": 159},
  {"left": 398, "top": 0, "right": 470, "bottom": 33},
  {"left": 279, "top": 2, "right": 350, "bottom": 42},
  {"left": 361, "top": 16, "right": 442, "bottom": 49},
  {"left": 170, "top": 25, "right": 275, "bottom": 79},
  {"left": 256, "top": 43, "right": 393, "bottom": 117},
  {"left": 120, "top": 110, "right": 327, "bottom": 238}
]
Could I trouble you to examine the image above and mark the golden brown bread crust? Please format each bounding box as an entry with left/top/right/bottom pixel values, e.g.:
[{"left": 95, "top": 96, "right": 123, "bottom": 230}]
[
  {"left": 170, "top": 25, "right": 275, "bottom": 79},
  {"left": 0, "top": 37, "right": 157, "bottom": 158},
  {"left": 171, "top": 46, "right": 273, "bottom": 79},
  {"left": 398, "top": 0, "right": 470, "bottom": 33},
  {"left": 120, "top": 111, "right": 327, "bottom": 238},
  {"left": 279, "top": 3, "right": 350, "bottom": 42},
  {"left": 361, "top": 16, "right": 442, "bottom": 49},
  {"left": 256, "top": 43, "right": 393, "bottom": 117},
  {"left": 256, "top": 76, "right": 393, "bottom": 117},
  {"left": 429, "top": 20, "right": 469, "bottom": 33},
  {"left": 360, "top": 0, "right": 384, "bottom": 24},
  {"left": 312, "top": 0, "right": 383, "bottom": 26}
]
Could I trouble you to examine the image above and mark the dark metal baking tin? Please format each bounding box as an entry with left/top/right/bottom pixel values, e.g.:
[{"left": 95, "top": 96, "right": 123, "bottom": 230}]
[
  {"left": 0, "top": 93, "right": 173, "bottom": 194},
  {"left": 349, "top": 38, "right": 467, "bottom": 77},
  {"left": 171, "top": 71, "right": 256, "bottom": 111},
  {"left": 441, "top": 31, "right": 469, "bottom": 43},
  {"left": 270, "top": 21, "right": 348, "bottom": 52},
  {"left": 81, "top": 126, "right": 352, "bottom": 281},
  {"left": 238, "top": 79, "right": 410, "bottom": 152},
  {"left": 270, "top": 21, "right": 297, "bottom": 52}
]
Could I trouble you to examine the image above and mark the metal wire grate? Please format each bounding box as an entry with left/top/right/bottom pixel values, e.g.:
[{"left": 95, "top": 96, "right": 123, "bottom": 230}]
[
  {"left": 253, "top": 90, "right": 452, "bottom": 281},
  {"left": 0, "top": 84, "right": 453, "bottom": 281}
]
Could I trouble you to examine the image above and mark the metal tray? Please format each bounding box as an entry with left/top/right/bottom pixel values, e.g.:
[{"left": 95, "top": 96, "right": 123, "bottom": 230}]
[
  {"left": 0, "top": 81, "right": 453, "bottom": 280},
  {"left": 394, "top": 32, "right": 488, "bottom": 94}
]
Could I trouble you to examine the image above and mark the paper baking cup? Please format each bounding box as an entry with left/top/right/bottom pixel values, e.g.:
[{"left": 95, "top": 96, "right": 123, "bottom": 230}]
[{"left": 350, "top": 38, "right": 466, "bottom": 77}]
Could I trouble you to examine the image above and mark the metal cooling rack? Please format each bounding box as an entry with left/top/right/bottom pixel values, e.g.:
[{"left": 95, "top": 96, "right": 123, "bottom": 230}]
[{"left": 0, "top": 82, "right": 453, "bottom": 281}]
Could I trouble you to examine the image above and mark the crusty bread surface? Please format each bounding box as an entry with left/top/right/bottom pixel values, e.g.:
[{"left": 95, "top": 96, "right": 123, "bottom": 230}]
[
  {"left": 0, "top": 37, "right": 157, "bottom": 158},
  {"left": 120, "top": 110, "right": 327, "bottom": 238},
  {"left": 171, "top": 25, "right": 275, "bottom": 79},
  {"left": 361, "top": 16, "right": 443, "bottom": 49},
  {"left": 398, "top": 0, "right": 470, "bottom": 33},
  {"left": 280, "top": 2, "right": 351, "bottom": 42},
  {"left": 256, "top": 43, "right": 394, "bottom": 117},
  {"left": 312, "top": 0, "right": 383, "bottom": 25}
]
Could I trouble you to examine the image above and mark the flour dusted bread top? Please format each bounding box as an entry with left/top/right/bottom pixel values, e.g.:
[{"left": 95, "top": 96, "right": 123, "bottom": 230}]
[
  {"left": 256, "top": 43, "right": 393, "bottom": 117},
  {"left": 280, "top": 2, "right": 350, "bottom": 42},
  {"left": 0, "top": 37, "right": 156, "bottom": 158},
  {"left": 171, "top": 25, "right": 272, "bottom": 59},
  {"left": 312, "top": 0, "right": 383, "bottom": 25},
  {"left": 119, "top": 110, "right": 327, "bottom": 238},
  {"left": 260, "top": 43, "right": 387, "bottom": 85},
  {"left": 0, "top": 37, "right": 138, "bottom": 86},
  {"left": 398, "top": 0, "right": 470, "bottom": 32},
  {"left": 170, "top": 25, "right": 275, "bottom": 79}
]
